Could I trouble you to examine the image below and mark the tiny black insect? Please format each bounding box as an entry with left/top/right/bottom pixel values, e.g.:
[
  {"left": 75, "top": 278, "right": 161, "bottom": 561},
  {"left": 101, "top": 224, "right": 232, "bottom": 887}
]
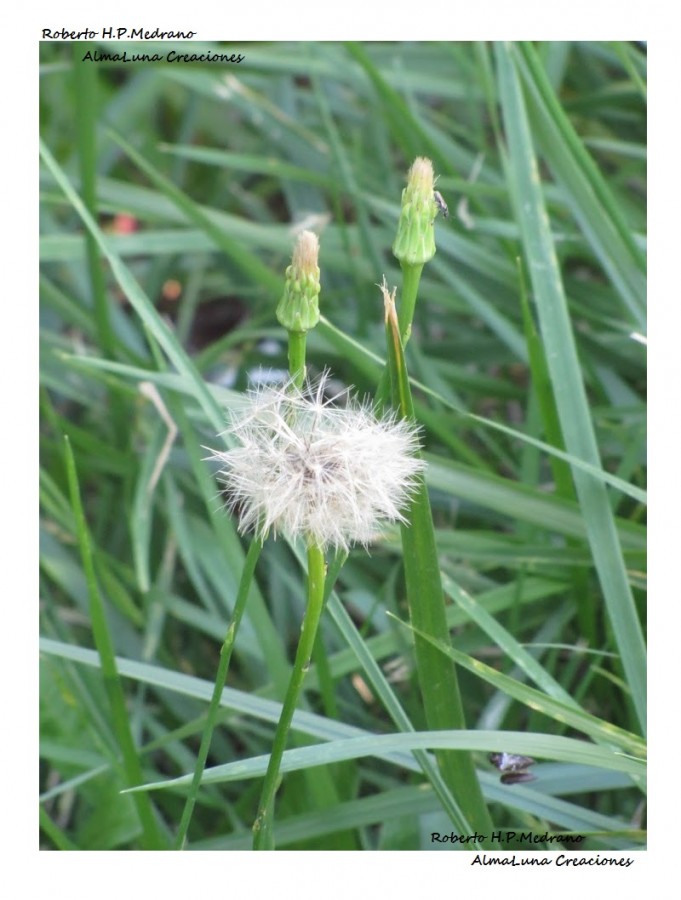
[
  {"left": 489, "top": 752, "right": 536, "bottom": 785},
  {"left": 433, "top": 189, "right": 449, "bottom": 219}
]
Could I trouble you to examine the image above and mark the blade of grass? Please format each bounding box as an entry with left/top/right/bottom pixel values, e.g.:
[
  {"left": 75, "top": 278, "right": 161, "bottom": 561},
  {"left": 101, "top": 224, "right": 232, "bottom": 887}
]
[
  {"left": 515, "top": 42, "right": 646, "bottom": 330},
  {"left": 496, "top": 42, "right": 646, "bottom": 732},
  {"left": 345, "top": 42, "right": 431, "bottom": 163},
  {"left": 39, "top": 139, "right": 225, "bottom": 435},
  {"left": 72, "top": 43, "right": 128, "bottom": 444},
  {"left": 517, "top": 257, "right": 573, "bottom": 500},
  {"left": 175, "top": 539, "right": 263, "bottom": 849},
  {"left": 318, "top": 316, "right": 646, "bottom": 505},
  {"left": 383, "top": 285, "right": 494, "bottom": 841},
  {"left": 159, "top": 143, "right": 334, "bottom": 188},
  {"left": 129, "top": 728, "right": 645, "bottom": 791},
  {"left": 324, "top": 594, "right": 472, "bottom": 834},
  {"left": 38, "top": 640, "right": 422, "bottom": 773},
  {"left": 39, "top": 807, "right": 80, "bottom": 852},
  {"left": 108, "top": 129, "right": 282, "bottom": 294},
  {"left": 442, "top": 575, "right": 584, "bottom": 706},
  {"left": 426, "top": 455, "right": 645, "bottom": 551},
  {"left": 517, "top": 257, "right": 598, "bottom": 643},
  {"left": 71, "top": 44, "right": 113, "bottom": 360},
  {"left": 62, "top": 436, "right": 165, "bottom": 850},
  {"left": 193, "top": 773, "right": 638, "bottom": 850},
  {"left": 388, "top": 612, "right": 645, "bottom": 758}
]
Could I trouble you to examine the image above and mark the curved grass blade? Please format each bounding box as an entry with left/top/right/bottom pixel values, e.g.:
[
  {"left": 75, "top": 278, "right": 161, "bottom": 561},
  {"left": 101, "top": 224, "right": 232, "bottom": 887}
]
[{"left": 128, "top": 729, "right": 645, "bottom": 792}]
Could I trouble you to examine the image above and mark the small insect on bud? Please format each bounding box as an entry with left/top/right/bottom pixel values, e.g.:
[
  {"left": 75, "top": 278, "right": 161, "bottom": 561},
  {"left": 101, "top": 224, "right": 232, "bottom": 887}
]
[{"left": 433, "top": 190, "right": 449, "bottom": 219}]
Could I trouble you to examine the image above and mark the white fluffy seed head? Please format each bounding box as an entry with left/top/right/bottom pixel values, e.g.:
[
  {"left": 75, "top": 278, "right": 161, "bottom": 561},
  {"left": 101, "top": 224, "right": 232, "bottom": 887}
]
[{"left": 209, "top": 372, "right": 425, "bottom": 551}]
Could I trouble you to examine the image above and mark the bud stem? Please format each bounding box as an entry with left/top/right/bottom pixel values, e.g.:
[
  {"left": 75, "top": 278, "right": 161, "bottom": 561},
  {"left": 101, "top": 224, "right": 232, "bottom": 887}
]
[{"left": 287, "top": 330, "right": 307, "bottom": 390}]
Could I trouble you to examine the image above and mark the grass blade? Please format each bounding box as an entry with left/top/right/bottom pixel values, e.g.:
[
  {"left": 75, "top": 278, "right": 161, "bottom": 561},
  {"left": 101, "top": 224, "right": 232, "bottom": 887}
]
[
  {"left": 130, "top": 729, "right": 645, "bottom": 790},
  {"left": 515, "top": 42, "right": 646, "bottom": 330},
  {"left": 495, "top": 42, "right": 646, "bottom": 732},
  {"left": 383, "top": 285, "right": 493, "bottom": 839},
  {"left": 62, "top": 437, "right": 165, "bottom": 850},
  {"left": 389, "top": 612, "right": 645, "bottom": 758}
]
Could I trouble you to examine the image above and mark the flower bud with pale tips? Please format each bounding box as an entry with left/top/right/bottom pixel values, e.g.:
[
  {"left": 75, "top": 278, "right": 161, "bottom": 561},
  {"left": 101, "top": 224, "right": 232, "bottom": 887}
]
[
  {"left": 276, "top": 230, "right": 321, "bottom": 334},
  {"left": 392, "top": 156, "right": 438, "bottom": 266}
]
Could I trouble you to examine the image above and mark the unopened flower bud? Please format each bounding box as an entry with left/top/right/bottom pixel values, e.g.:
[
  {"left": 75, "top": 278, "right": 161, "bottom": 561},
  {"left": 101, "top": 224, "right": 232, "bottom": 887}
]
[
  {"left": 392, "top": 157, "right": 437, "bottom": 266},
  {"left": 276, "top": 231, "right": 321, "bottom": 333}
]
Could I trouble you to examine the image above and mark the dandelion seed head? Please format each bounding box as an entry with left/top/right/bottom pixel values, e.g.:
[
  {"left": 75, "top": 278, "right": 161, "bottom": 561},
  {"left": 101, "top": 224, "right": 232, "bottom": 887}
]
[{"left": 209, "top": 372, "right": 425, "bottom": 551}]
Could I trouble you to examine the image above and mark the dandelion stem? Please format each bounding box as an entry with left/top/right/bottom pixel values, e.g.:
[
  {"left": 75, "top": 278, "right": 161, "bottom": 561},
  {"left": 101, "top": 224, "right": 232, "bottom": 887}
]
[
  {"left": 253, "top": 543, "right": 326, "bottom": 850},
  {"left": 287, "top": 330, "right": 307, "bottom": 389},
  {"left": 174, "top": 538, "right": 263, "bottom": 849}
]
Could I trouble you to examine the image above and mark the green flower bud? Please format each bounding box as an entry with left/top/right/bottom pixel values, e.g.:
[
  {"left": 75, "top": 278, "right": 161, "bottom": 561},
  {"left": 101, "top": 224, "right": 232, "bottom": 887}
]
[
  {"left": 276, "top": 231, "right": 321, "bottom": 333},
  {"left": 392, "top": 157, "right": 438, "bottom": 266}
]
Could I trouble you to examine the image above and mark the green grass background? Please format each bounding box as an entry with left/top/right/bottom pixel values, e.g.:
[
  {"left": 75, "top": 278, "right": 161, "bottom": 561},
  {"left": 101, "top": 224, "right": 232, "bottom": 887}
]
[{"left": 39, "top": 40, "right": 646, "bottom": 851}]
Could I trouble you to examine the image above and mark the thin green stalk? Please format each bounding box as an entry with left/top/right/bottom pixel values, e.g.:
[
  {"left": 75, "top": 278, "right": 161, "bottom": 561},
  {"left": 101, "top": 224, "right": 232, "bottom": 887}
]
[
  {"left": 253, "top": 544, "right": 326, "bottom": 850},
  {"left": 287, "top": 331, "right": 307, "bottom": 389},
  {"left": 63, "top": 436, "right": 165, "bottom": 850},
  {"left": 175, "top": 538, "right": 263, "bottom": 849}
]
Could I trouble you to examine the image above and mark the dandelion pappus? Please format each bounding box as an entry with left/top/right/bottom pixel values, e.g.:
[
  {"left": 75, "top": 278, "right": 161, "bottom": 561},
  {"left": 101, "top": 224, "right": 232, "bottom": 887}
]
[{"left": 210, "top": 372, "right": 424, "bottom": 552}]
